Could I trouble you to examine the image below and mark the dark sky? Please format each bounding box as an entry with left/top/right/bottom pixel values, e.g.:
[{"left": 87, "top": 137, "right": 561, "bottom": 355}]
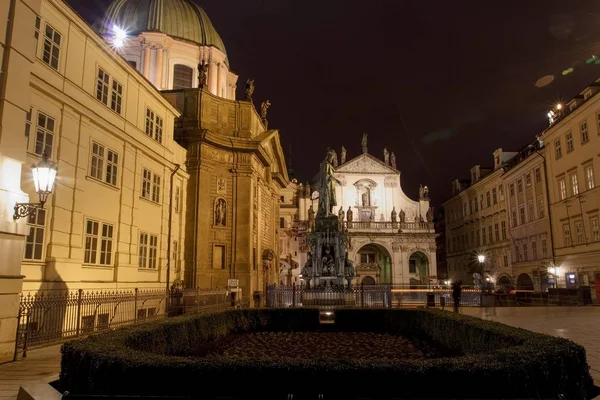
[{"left": 70, "top": 0, "right": 600, "bottom": 206}]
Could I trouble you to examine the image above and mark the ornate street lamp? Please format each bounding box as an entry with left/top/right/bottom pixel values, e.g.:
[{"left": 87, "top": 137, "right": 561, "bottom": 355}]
[
  {"left": 14, "top": 153, "right": 57, "bottom": 220},
  {"left": 477, "top": 254, "right": 486, "bottom": 306}
]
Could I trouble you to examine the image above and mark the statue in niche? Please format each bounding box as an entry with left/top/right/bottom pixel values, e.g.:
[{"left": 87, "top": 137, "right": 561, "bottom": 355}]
[
  {"left": 426, "top": 207, "right": 434, "bottom": 222},
  {"left": 321, "top": 247, "right": 335, "bottom": 276},
  {"left": 338, "top": 206, "right": 345, "bottom": 221},
  {"left": 346, "top": 206, "right": 353, "bottom": 223},
  {"left": 419, "top": 184, "right": 425, "bottom": 199},
  {"left": 308, "top": 204, "right": 315, "bottom": 229},
  {"left": 391, "top": 152, "right": 397, "bottom": 170},
  {"left": 260, "top": 100, "right": 271, "bottom": 128},
  {"left": 345, "top": 255, "right": 355, "bottom": 277},
  {"left": 361, "top": 190, "right": 370, "bottom": 207},
  {"left": 383, "top": 148, "right": 390, "bottom": 165},
  {"left": 369, "top": 209, "right": 375, "bottom": 221},
  {"left": 198, "top": 61, "right": 209, "bottom": 88},
  {"left": 316, "top": 149, "right": 341, "bottom": 216},
  {"left": 245, "top": 78, "right": 255, "bottom": 102},
  {"left": 423, "top": 185, "right": 430, "bottom": 199},
  {"left": 391, "top": 207, "right": 397, "bottom": 223},
  {"left": 214, "top": 198, "right": 226, "bottom": 226},
  {"left": 301, "top": 253, "right": 313, "bottom": 277},
  {"left": 361, "top": 132, "right": 368, "bottom": 154},
  {"left": 340, "top": 146, "right": 347, "bottom": 164},
  {"left": 399, "top": 209, "right": 406, "bottom": 223}
]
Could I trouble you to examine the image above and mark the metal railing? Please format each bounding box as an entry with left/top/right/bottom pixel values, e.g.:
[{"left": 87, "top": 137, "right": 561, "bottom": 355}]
[
  {"left": 266, "top": 284, "right": 392, "bottom": 309},
  {"left": 390, "top": 286, "right": 481, "bottom": 307},
  {"left": 15, "top": 288, "right": 230, "bottom": 358}
]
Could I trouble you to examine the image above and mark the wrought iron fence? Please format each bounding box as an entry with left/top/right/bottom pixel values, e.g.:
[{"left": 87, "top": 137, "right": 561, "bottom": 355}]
[
  {"left": 15, "top": 288, "right": 230, "bottom": 358},
  {"left": 266, "top": 284, "right": 392, "bottom": 309},
  {"left": 390, "top": 285, "right": 481, "bottom": 307}
]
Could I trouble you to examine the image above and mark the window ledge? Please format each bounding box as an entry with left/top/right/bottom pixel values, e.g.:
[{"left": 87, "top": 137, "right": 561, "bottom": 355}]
[
  {"left": 139, "top": 196, "right": 161, "bottom": 206},
  {"left": 86, "top": 175, "right": 120, "bottom": 191},
  {"left": 138, "top": 268, "right": 158, "bottom": 272},
  {"left": 82, "top": 264, "right": 114, "bottom": 269}
]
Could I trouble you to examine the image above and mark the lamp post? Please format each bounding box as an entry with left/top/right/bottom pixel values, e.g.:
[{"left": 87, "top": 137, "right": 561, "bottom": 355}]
[
  {"left": 477, "top": 254, "right": 486, "bottom": 307},
  {"left": 13, "top": 153, "right": 57, "bottom": 220}
]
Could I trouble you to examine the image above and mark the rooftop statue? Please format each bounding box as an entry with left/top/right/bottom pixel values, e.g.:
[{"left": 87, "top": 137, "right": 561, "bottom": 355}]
[
  {"left": 340, "top": 146, "right": 347, "bottom": 164},
  {"left": 383, "top": 148, "right": 390, "bottom": 165},
  {"left": 197, "top": 61, "right": 208, "bottom": 88},
  {"left": 245, "top": 78, "right": 255, "bottom": 102},
  {"left": 391, "top": 152, "right": 397, "bottom": 169},
  {"left": 316, "top": 149, "right": 341, "bottom": 217},
  {"left": 361, "top": 133, "right": 368, "bottom": 154}
]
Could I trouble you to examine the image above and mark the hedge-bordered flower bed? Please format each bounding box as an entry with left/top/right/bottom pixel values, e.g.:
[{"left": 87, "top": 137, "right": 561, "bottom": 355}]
[{"left": 60, "top": 308, "right": 594, "bottom": 399}]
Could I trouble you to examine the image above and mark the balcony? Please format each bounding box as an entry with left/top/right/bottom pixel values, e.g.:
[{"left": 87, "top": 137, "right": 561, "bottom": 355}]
[{"left": 344, "top": 221, "right": 434, "bottom": 234}]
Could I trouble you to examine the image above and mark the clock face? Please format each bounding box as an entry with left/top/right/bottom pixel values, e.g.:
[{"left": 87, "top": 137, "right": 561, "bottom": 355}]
[{"left": 311, "top": 191, "right": 319, "bottom": 200}]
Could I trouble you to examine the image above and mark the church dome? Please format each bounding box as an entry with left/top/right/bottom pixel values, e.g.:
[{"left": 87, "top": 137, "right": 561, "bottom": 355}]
[{"left": 101, "top": 0, "right": 227, "bottom": 56}]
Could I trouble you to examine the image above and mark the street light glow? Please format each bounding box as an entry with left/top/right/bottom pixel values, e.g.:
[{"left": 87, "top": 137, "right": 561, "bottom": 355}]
[
  {"left": 477, "top": 254, "right": 485, "bottom": 263},
  {"left": 112, "top": 25, "right": 128, "bottom": 48},
  {"left": 556, "top": 103, "right": 563, "bottom": 110}
]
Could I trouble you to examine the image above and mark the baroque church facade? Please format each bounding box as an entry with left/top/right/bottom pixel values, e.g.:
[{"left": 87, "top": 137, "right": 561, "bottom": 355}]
[{"left": 279, "top": 137, "right": 438, "bottom": 287}]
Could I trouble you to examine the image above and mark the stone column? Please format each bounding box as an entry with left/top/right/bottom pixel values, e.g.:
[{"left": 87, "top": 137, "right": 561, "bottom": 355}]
[
  {"left": 155, "top": 47, "right": 163, "bottom": 89},
  {"left": 209, "top": 61, "right": 218, "bottom": 96},
  {"left": 231, "top": 166, "right": 254, "bottom": 299},
  {"left": 216, "top": 63, "right": 222, "bottom": 98},
  {"left": 0, "top": 0, "right": 40, "bottom": 363},
  {"left": 142, "top": 46, "right": 151, "bottom": 80}
]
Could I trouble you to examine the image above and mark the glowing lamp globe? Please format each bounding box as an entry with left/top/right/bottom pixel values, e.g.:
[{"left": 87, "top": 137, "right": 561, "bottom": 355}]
[
  {"left": 477, "top": 254, "right": 486, "bottom": 263},
  {"left": 32, "top": 153, "right": 57, "bottom": 204}
]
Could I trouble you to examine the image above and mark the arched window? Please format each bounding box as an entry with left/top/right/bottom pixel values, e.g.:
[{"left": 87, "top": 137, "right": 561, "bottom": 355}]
[{"left": 173, "top": 64, "right": 193, "bottom": 89}]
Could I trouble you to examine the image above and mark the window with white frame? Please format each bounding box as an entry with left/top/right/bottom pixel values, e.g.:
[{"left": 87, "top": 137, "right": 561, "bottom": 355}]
[
  {"left": 537, "top": 197, "right": 544, "bottom": 219},
  {"left": 23, "top": 209, "right": 46, "bottom": 261},
  {"left": 173, "top": 240, "right": 179, "bottom": 272},
  {"left": 139, "top": 232, "right": 158, "bottom": 269},
  {"left": 96, "top": 68, "right": 123, "bottom": 114},
  {"left": 34, "top": 17, "right": 41, "bottom": 53},
  {"left": 563, "top": 223, "right": 572, "bottom": 247},
  {"left": 525, "top": 174, "right": 531, "bottom": 187},
  {"left": 488, "top": 225, "right": 493, "bottom": 243},
  {"left": 574, "top": 220, "right": 584, "bottom": 244},
  {"left": 535, "top": 167, "right": 541, "bottom": 183},
  {"left": 482, "top": 227, "right": 487, "bottom": 245},
  {"left": 522, "top": 244, "right": 528, "bottom": 261},
  {"left": 511, "top": 209, "right": 517, "bottom": 227},
  {"left": 509, "top": 184, "right": 515, "bottom": 196},
  {"left": 145, "top": 108, "right": 163, "bottom": 143},
  {"left": 585, "top": 165, "right": 595, "bottom": 190},
  {"left": 503, "top": 255, "right": 508, "bottom": 267},
  {"left": 531, "top": 241, "right": 537, "bottom": 260},
  {"left": 84, "top": 219, "right": 114, "bottom": 266},
  {"left": 90, "top": 142, "right": 119, "bottom": 186},
  {"left": 517, "top": 179, "right": 523, "bottom": 193},
  {"left": 494, "top": 223, "right": 499, "bottom": 242},
  {"left": 492, "top": 188, "right": 497, "bottom": 204},
  {"left": 580, "top": 121, "right": 589, "bottom": 143},
  {"left": 590, "top": 217, "right": 599, "bottom": 242},
  {"left": 499, "top": 184, "right": 504, "bottom": 200},
  {"left": 24, "top": 107, "right": 32, "bottom": 148},
  {"left": 174, "top": 185, "right": 181, "bottom": 213},
  {"left": 559, "top": 179, "right": 566, "bottom": 200},
  {"left": 515, "top": 245, "right": 521, "bottom": 262},
  {"left": 566, "top": 132, "right": 574, "bottom": 152},
  {"left": 542, "top": 238, "right": 547, "bottom": 258},
  {"left": 519, "top": 206, "right": 526, "bottom": 225},
  {"left": 527, "top": 201, "right": 534, "bottom": 222},
  {"left": 501, "top": 221, "right": 507, "bottom": 240},
  {"left": 42, "top": 24, "right": 61, "bottom": 70},
  {"left": 555, "top": 139, "right": 562, "bottom": 159},
  {"left": 570, "top": 173, "right": 579, "bottom": 196},
  {"left": 141, "top": 168, "right": 161, "bottom": 203},
  {"left": 34, "top": 112, "right": 55, "bottom": 157}
]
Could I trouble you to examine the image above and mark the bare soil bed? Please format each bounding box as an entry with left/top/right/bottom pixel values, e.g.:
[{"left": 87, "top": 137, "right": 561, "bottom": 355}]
[{"left": 188, "top": 331, "right": 454, "bottom": 360}]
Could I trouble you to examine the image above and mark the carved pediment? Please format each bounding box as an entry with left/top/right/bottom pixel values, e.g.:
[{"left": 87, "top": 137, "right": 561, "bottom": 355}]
[{"left": 336, "top": 154, "right": 398, "bottom": 174}]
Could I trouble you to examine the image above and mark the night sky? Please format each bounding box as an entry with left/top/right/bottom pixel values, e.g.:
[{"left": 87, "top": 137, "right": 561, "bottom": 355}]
[{"left": 70, "top": 0, "right": 600, "bottom": 206}]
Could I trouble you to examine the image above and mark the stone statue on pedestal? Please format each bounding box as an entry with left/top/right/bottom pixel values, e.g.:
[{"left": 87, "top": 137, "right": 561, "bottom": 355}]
[
  {"left": 245, "top": 78, "right": 255, "bottom": 102},
  {"left": 340, "top": 146, "right": 347, "bottom": 164},
  {"left": 426, "top": 207, "right": 434, "bottom": 222},
  {"left": 423, "top": 185, "right": 430, "bottom": 199},
  {"left": 331, "top": 149, "right": 338, "bottom": 168},
  {"left": 301, "top": 253, "right": 313, "bottom": 277},
  {"left": 260, "top": 100, "right": 271, "bottom": 128},
  {"left": 338, "top": 206, "right": 345, "bottom": 221},
  {"left": 383, "top": 148, "right": 390, "bottom": 165},
  {"left": 308, "top": 204, "right": 315, "bottom": 229},
  {"left": 316, "top": 150, "right": 341, "bottom": 217},
  {"left": 399, "top": 209, "right": 406, "bottom": 223},
  {"left": 419, "top": 184, "right": 425, "bottom": 199},
  {"left": 197, "top": 61, "right": 208, "bottom": 88},
  {"left": 361, "top": 133, "right": 368, "bottom": 154},
  {"left": 346, "top": 206, "right": 353, "bottom": 223},
  {"left": 361, "top": 191, "right": 369, "bottom": 207},
  {"left": 304, "top": 182, "right": 311, "bottom": 198},
  {"left": 321, "top": 247, "right": 335, "bottom": 276},
  {"left": 345, "top": 257, "right": 355, "bottom": 277},
  {"left": 391, "top": 152, "right": 397, "bottom": 169},
  {"left": 391, "top": 207, "right": 397, "bottom": 222}
]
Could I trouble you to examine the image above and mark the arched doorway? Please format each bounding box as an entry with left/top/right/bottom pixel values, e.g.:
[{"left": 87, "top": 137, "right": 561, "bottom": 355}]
[
  {"left": 355, "top": 244, "right": 392, "bottom": 284},
  {"left": 408, "top": 252, "right": 429, "bottom": 288},
  {"left": 361, "top": 276, "right": 376, "bottom": 285},
  {"left": 497, "top": 275, "right": 513, "bottom": 292},
  {"left": 516, "top": 273, "right": 534, "bottom": 290}
]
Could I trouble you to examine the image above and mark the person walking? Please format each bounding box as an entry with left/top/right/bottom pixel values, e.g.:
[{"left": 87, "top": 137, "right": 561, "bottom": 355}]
[{"left": 452, "top": 279, "right": 462, "bottom": 313}]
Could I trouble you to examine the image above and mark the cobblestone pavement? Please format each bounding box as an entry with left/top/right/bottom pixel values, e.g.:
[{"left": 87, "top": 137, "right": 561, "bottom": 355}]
[
  {"left": 0, "top": 345, "right": 61, "bottom": 400},
  {"left": 461, "top": 306, "right": 600, "bottom": 386}
]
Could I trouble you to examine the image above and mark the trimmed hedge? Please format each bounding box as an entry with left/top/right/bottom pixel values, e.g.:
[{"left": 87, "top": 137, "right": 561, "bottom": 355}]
[{"left": 60, "top": 308, "right": 594, "bottom": 399}]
